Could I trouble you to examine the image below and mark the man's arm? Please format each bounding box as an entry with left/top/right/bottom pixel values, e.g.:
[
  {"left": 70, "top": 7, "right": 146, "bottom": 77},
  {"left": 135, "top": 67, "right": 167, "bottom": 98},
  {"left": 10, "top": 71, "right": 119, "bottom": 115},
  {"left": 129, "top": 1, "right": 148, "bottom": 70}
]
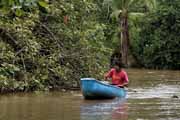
[{"left": 104, "top": 69, "right": 114, "bottom": 80}]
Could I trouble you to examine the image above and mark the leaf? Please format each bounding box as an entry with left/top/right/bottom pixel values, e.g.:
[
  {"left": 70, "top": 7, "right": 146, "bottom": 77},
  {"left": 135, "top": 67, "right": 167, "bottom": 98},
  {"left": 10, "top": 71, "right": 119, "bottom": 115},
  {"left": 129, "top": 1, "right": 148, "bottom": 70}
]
[
  {"left": 38, "top": 1, "right": 48, "bottom": 8},
  {"left": 129, "top": 12, "right": 145, "bottom": 18},
  {"left": 15, "top": 8, "right": 24, "bottom": 17}
]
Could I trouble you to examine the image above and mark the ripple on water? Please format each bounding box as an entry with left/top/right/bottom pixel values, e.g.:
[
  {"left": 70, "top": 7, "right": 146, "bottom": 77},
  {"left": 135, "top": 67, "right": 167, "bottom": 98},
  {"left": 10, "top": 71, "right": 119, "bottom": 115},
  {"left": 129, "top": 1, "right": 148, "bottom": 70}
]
[{"left": 127, "top": 84, "right": 180, "bottom": 99}]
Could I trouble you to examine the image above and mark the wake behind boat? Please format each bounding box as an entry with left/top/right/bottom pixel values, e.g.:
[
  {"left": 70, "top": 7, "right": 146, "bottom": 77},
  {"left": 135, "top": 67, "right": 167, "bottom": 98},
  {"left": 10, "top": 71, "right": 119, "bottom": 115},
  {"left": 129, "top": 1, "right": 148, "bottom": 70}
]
[{"left": 80, "top": 78, "right": 126, "bottom": 99}]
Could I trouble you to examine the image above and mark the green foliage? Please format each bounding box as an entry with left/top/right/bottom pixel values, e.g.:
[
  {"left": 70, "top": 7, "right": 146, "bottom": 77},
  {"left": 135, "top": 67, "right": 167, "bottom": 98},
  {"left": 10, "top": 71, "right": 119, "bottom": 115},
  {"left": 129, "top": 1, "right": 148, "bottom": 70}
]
[
  {"left": 0, "top": 0, "right": 48, "bottom": 16},
  {"left": 0, "top": 0, "right": 179, "bottom": 93},
  {"left": 0, "top": 0, "right": 114, "bottom": 92},
  {"left": 0, "top": 63, "right": 20, "bottom": 76},
  {"left": 104, "top": 0, "right": 157, "bottom": 66},
  {"left": 131, "top": 0, "right": 180, "bottom": 69}
]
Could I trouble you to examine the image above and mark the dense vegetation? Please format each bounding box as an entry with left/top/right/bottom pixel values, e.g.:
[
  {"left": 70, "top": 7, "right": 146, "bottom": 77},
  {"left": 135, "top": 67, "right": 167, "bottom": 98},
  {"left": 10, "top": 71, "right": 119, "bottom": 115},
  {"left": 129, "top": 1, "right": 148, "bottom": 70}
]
[
  {"left": 0, "top": 0, "right": 116, "bottom": 92},
  {"left": 0, "top": 0, "right": 179, "bottom": 92},
  {"left": 105, "top": 0, "right": 157, "bottom": 66},
  {"left": 131, "top": 0, "right": 180, "bottom": 69}
]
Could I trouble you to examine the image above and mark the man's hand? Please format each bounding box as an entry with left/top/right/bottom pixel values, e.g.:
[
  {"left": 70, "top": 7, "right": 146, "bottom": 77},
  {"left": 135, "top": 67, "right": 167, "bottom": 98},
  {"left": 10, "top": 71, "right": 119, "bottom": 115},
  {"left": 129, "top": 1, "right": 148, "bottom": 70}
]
[{"left": 104, "top": 76, "right": 108, "bottom": 81}]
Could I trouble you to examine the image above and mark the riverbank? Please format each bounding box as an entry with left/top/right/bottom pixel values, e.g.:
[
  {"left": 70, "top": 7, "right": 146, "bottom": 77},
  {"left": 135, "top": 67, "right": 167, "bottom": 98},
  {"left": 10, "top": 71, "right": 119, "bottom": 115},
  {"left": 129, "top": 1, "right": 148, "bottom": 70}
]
[{"left": 0, "top": 68, "right": 179, "bottom": 94}]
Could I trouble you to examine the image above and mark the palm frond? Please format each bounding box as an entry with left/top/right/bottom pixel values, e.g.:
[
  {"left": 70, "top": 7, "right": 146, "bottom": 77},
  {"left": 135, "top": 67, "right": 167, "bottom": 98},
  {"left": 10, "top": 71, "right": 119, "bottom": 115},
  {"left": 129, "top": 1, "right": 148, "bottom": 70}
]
[
  {"left": 104, "top": 0, "right": 123, "bottom": 10},
  {"left": 128, "top": 0, "right": 136, "bottom": 8},
  {"left": 145, "top": 0, "right": 157, "bottom": 11},
  {"left": 110, "top": 9, "right": 122, "bottom": 20},
  {"left": 128, "top": 12, "right": 145, "bottom": 20},
  {"left": 127, "top": 0, "right": 157, "bottom": 12}
]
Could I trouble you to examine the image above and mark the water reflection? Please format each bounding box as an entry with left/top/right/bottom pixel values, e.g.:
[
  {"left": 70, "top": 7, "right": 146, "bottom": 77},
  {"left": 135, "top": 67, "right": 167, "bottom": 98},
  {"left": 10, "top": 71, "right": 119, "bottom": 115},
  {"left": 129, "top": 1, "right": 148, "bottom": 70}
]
[
  {"left": 80, "top": 98, "right": 128, "bottom": 120},
  {"left": 0, "top": 92, "right": 81, "bottom": 120}
]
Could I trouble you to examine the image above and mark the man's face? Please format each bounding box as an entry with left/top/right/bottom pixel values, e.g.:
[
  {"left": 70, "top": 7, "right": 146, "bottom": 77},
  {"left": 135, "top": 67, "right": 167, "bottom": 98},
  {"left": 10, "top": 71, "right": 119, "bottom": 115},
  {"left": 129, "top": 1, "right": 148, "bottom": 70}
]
[{"left": 114, "top": 65, "right": 120, "bottom": 71}]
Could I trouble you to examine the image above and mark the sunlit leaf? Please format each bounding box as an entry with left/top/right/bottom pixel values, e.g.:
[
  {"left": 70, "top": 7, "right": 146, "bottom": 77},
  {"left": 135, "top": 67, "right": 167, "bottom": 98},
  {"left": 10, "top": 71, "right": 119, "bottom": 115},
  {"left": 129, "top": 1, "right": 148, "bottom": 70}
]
[
  {"left": 38, "top": 1, "right": 48, "bottom": 8},
  {"left": 110, "top": 10, "right": 122, "bottom": 20},
  {"left": 15, "top": 8, "right": 24, "bottom": 16}
]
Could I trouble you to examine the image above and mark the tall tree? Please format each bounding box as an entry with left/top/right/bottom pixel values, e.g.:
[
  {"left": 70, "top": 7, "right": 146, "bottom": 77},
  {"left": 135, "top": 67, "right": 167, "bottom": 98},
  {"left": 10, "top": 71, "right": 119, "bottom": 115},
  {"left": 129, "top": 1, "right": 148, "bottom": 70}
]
[{"left": 105, "top": 0, "right": 156, "bottom": 66}]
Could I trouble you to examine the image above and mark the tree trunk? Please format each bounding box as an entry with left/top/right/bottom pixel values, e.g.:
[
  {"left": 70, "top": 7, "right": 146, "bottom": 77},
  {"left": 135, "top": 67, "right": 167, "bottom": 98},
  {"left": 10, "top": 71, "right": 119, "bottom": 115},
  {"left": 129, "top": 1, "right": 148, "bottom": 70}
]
[{"left": 120, "top": 12, "right": 129, "bottom": 67}]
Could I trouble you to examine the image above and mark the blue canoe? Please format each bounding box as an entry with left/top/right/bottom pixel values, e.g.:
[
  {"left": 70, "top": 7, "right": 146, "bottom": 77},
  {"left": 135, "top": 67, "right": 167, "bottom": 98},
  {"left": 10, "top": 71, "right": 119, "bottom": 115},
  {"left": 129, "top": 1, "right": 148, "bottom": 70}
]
[{"left": 80, "top": 78, "right": 126, "bottom": 99}]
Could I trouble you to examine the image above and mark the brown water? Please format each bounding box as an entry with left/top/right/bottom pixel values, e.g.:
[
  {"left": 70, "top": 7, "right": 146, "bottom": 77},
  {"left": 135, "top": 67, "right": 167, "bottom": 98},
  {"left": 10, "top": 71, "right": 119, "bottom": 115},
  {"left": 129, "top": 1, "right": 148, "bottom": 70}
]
[{"left": 0, "top": 69, "right": 180, "bottom": 120}]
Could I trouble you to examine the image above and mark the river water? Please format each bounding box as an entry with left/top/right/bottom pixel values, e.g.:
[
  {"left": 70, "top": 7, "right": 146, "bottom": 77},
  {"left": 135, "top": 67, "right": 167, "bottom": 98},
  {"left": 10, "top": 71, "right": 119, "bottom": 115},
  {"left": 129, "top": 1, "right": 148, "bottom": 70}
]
[{"left": 0, "top": 69, "right": 179, "bottom": 120}]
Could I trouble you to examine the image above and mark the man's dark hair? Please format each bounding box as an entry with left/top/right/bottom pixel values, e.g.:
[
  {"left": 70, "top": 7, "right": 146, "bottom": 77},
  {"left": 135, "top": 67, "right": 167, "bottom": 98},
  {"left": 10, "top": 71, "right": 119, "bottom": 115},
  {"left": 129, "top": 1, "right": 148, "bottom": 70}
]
[{"left": 114, "top": 61, "right": 123, "bottom": 68}]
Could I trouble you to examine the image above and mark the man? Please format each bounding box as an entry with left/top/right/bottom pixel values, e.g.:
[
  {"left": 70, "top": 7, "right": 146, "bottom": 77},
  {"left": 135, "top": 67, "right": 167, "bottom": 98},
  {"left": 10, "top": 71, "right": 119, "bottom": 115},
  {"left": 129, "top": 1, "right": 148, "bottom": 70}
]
[{"left": 104, "top": 62, "right": 129, "bottom": 87}]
